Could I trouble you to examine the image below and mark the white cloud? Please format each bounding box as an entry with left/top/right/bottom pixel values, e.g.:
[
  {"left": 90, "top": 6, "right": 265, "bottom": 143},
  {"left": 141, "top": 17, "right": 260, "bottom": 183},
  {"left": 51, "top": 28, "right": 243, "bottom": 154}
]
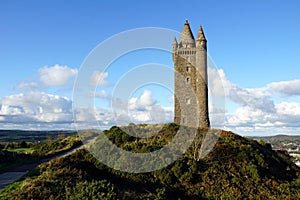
[
  {"left": 39, "top": 64, "right": 78, "bottom": 86},
  {"left": 226, "top": 101, "right": 300, "bottom": 135},
  {"left": 0, "top": 91, "right": 73, "bottom": 125},
  {"left": 128, "top": 90, "right": 156, "bottom": 111},
  {"left": 128, "top": 91, "right": 171, "bottom": 124},
  {"left": 89, "top": 71, "right": 110, "bottom": 87},
  {"left": 207, "top": 67, "right": 300, "bottom": 135},
  {"left": 103, "top": 90, "right": 171, "bottom": 126},
  {"left": 208, "top": 69, "right": 274, "bottom": 113},
  {"left": 14, "top": 82, "right": 39, "bottom": 91},
  {"left": 227, "top": 106, "right": 269, "bottom": 127},
  {"left": 276, "top": 101, "right": 300, "bottom": 116},
  {"left": 109, "top": 90, "right": 169, "bottom": 125},
  {"left": 208, "top": 67, "right": 233, "bottom": 97},
  {"left": 90, "top": 90, "right": 110, "bottom": 99},
  {"left": 73, "top": 107, "right": 97, "bottom": 123},
  {"left": 72, "top": 89, "right": 173, "bottom": 130},
  {"left": 209, "top": 67, "right": 276, "bottom": 113},
  {"left": 167, "top": 95, "right": 174, "bottom": 103},
  {"left": 266, "top": 79, "right": 300, "bottom": 97},
  {"left": 2, "top": 65, "right": 300, "bottom": 135}
]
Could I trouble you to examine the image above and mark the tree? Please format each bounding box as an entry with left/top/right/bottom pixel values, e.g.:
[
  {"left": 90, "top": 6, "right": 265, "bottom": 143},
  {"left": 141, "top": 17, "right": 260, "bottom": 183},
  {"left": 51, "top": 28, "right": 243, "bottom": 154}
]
[{"left": 20, "top": 141, "right": 28, "bottom": 148}]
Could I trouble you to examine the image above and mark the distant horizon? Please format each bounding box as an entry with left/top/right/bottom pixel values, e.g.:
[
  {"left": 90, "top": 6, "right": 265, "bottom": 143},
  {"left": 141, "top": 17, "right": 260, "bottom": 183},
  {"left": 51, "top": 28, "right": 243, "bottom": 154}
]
[{"left": 0, "top": 125, "right": 299, "bottom": 137}]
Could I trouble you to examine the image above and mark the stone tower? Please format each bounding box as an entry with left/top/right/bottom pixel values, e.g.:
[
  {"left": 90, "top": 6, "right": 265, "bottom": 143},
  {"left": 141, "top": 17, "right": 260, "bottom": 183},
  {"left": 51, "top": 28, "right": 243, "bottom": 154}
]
[{"left": 173, "top": 20, "right": 210, "bottom": 128}]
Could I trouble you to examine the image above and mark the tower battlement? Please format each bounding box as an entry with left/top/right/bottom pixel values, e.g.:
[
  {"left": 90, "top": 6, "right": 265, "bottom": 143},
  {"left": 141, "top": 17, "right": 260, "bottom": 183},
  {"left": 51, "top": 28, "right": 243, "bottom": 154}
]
[{"left": 173, "top": 20, "right": 210, "bottom": 128}]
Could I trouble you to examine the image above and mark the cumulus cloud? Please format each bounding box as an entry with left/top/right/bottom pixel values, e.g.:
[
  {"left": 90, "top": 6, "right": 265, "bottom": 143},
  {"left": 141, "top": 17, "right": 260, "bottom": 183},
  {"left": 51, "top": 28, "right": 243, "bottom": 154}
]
[
  {"left": 0, "top": 91, "right": 73, "bottom": 125},
  {"left": 128, "top": 90, "right": 157, "bottom": 111},
  {"left": 128, "top": 91, "right": 172, "bottom": 124},
  {"left": 208, "top": 68, "right": 231, "bottom": 97},
  {"left": 0, "top": 90, "right": 173, "bottom": 130},
  {"left": 276, "top": 101, "right": 300, "bottom": 116},
  {"left": 2, "top": 64, "right": 300, "bottom": 134},
  {"left": 14, "top": 82, "right": 39, "bottom": 91},
  {"left": 226, "top": 101, "right": 300, "bottom": 135},
  {"left": 209, "top": 67, "right": 275, "bottom": 113},
  {"left": 89, "top": 71, "right": 111, "bottom": 87},
  {"left": 209, "top": 67, "right": 300, "bottom": 135},
  {"left": 39, "top": 64, "right": 78, "bottom": 86},
  {"left": 90, "top": 90, "right": 110, "bottom": 99},
  {"left": 105, "top": 90, "right": 172, "bottom": 125},
  {"left": 72, "top": 89, "right": 173, "bottom": 130},
  {"left": 266, "top": 79, "right": 300, "bottom": 97}
]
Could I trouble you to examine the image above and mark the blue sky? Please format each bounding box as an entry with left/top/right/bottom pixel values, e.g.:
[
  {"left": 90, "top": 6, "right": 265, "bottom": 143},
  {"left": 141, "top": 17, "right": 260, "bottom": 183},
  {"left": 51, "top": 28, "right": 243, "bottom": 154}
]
[{"left": 1, "top": 0, "right": 300, "bottom": 135}]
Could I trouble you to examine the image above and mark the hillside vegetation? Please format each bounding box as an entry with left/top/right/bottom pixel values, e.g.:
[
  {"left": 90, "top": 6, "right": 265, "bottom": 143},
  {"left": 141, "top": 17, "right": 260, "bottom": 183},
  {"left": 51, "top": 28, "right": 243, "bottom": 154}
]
[
  {"left": 0, "top": 130, "right": 77, "bottom": 142},
  {"left": 1, "top": 124, "right": 299, "bottom": 199},
  {"left": 0, "top": 135, "right": 82, "bottom": 173}
]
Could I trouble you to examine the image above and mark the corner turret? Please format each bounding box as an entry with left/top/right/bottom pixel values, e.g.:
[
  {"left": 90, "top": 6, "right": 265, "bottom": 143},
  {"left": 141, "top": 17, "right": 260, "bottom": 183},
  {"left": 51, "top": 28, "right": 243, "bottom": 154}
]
[
  {"left": 172, "top": 37, "right": 178, "bottom": 50},
  {"left": 196, "top": 26, "right": 207, "bottom": 50}
]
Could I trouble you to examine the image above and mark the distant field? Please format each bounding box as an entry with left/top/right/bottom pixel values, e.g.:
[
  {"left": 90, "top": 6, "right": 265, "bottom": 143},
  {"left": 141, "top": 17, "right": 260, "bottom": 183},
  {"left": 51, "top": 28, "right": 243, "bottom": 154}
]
[
  {"left": 6, "top": 147, "right": 35, "bottom": 154},
  {"left": 0, "top": 130, "right": 77, "bottom": 142}
]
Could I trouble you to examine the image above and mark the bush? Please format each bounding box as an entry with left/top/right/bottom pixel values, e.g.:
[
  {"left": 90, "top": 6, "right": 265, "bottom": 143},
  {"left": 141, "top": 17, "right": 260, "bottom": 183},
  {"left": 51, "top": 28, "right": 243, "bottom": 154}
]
[{"left": 65, "top": 180, "right": 117, "bottom": 200}]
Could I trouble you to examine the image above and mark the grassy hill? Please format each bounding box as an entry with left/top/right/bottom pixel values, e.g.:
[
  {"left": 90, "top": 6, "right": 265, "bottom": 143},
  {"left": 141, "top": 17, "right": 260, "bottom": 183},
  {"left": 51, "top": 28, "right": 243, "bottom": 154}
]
[
  {"left": 1, "top": 123, "right": 299, "bottom": 199},
  {"left": 0, "top": 135, "right": 82, "bottom": 174}
]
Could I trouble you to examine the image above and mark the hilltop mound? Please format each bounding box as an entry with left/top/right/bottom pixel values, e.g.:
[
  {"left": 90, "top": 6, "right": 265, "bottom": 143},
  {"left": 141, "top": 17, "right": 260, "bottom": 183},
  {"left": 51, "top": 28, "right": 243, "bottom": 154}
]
[{"left": 2, "top": 124, "right": 299, "bottom": 199}]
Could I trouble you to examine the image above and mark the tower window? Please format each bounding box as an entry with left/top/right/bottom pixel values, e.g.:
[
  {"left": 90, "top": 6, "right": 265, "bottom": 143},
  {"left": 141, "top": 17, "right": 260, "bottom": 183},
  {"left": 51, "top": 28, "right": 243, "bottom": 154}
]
[
  {"left": 186, "top": 77, "right": 190, "bottom": 84},
  {"left": 186, "top": 97, "right": 190, "bottom": 105},
  {"left": 182, "top": 117, "right": 186, "bottom": 124},
  {"left": 186, "top": 66, "right": 190, "bottom": 72}
]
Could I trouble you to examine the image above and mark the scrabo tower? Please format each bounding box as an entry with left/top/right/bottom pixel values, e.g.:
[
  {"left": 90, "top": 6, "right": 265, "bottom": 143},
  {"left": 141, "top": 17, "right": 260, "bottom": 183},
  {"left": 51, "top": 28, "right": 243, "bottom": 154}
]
[{"left": 173, "top": 20, "right": 210, "bottom": 128}]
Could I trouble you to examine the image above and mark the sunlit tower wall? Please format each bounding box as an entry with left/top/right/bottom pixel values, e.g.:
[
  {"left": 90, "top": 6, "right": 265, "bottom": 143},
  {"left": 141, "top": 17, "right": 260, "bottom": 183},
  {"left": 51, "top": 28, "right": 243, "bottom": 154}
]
[{"left": 173, "top": 20, "right": 210, "bottom": 128}]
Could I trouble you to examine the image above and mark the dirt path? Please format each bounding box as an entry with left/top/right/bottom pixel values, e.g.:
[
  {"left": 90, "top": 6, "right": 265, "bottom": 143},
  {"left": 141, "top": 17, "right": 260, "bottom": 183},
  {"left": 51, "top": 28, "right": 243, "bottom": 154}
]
[{"left": 0, "top": 144, "right": 85, "bottom": 190}]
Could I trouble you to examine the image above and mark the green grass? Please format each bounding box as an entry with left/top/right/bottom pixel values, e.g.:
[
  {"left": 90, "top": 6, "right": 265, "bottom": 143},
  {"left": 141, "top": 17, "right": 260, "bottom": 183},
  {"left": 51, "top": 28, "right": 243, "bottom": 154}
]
[
  {"left": 0, "top": 180, "right": 23, "bottom": 200},
  {"left": 7, "top": 147, "right": 35, "bottom": 154},
  {"left": 0, "top": 168, "right": 40, "bottom": 200},
  {"left": 0, "top": 135, "right": 82, "bottom": 174}
]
